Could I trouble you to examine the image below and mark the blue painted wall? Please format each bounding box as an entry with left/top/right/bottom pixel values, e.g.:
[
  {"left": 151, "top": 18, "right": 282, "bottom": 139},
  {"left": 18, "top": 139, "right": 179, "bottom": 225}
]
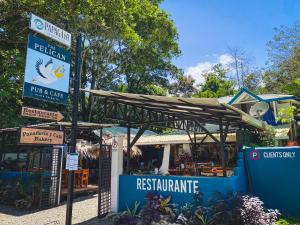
[
  {"left": 119, "top": 153, "right": 247, "bottom": 211},
  {"left": 244, "top": 146, "right": 300, "bottom": 217}
]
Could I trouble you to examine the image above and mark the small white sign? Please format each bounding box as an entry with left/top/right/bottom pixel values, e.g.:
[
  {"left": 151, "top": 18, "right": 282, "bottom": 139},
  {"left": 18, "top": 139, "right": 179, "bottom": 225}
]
[
  {"left": 66, "top": 153, "right": 79, "bottom": 170},
  {"left": 30, "top": 13, "right": 71, "bottom": 47},
  {"left": 112, "top": 136, "right": 118, "bottom": 151}
]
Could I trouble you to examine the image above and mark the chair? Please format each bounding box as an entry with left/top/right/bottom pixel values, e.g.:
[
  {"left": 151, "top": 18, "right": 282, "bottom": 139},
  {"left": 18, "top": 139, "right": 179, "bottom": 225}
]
[
  {"left": 62, "top": 170, "right": 68, "bottom": 188},
  {"left": 74, "top": 170, "right": 82, "bottom": 188},
  {"left": 81, "top": 169, "right": 89, "bottom": 188}
]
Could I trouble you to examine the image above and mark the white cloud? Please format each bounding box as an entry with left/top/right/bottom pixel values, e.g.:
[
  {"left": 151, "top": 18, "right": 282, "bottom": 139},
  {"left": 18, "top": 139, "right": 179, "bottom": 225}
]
[
  {"left": 218, "top": 54, "right": 234, "bottom": 65},
  {"left": 185, "top": 62, "right": 213, "bottom": 84},
  {"left": 185, "top": 54, "right": 233, "bottom": 85}
]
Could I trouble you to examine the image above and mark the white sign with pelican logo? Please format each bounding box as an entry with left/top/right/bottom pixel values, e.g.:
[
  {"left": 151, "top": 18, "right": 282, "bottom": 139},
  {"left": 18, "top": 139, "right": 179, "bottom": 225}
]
[
  {"left": 23, "top": 34, "right": 71, "bottom": 104},
  {"left": 30, "top": 13, "right": 71, "bottom": 47}
]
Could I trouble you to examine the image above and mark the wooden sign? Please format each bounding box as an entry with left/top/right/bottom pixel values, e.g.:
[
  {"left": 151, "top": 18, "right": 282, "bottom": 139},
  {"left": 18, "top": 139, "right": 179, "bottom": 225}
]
[
  {"left": 21, "top": 107, "right": 64, "bottom": 121},
  {"left": 20, "top": 128, "right": 64, "bottom": 145}
]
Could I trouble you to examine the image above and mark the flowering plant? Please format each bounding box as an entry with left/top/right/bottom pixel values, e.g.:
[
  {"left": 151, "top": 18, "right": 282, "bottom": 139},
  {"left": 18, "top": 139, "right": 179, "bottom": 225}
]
[
  {"left": 241, "top": 196, "right": 280, "bottom": 225},
  {"left": 145, "top": 192, "right": 160, "bottom": 210}
]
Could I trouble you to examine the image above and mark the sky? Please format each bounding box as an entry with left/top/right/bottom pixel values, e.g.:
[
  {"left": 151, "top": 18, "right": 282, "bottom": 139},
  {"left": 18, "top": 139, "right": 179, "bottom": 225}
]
[{"left": 160, "top": 0, "right": 300, "bottom": 84}]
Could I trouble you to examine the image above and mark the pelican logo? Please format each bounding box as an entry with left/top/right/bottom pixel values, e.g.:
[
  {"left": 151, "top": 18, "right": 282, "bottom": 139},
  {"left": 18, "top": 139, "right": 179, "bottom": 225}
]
[
  {"left": 34, "top": 18, "right": 44, "bottom": 30},
  {"left": 33, "top": 58, "right": 65, "bottom": 85},
  {"left": 250, "top": 150, "right": 260, "bottom": 160}
]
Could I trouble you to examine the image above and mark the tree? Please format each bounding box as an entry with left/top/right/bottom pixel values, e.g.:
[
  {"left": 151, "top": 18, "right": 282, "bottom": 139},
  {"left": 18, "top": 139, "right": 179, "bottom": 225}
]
[
  {"left": 227, "top": 47, "right": 253, "bottom": 89},
  {"left": 169, "top": 74, "right": 197, "bottom": 97},
  {"left": 267, "top": 22, "right": 300, "bottom": 67},
  {"left": 263, "top": 22, "right": 300, "bottom": 97},
  {"left": 194, "top": 64, "right": 235, "bottom": 98},
  {"left": 243, "top": 70, "right": 263, "bottom": 92},
  {"left": 0, "top": 0, "right": 181, "bottom": 127}
]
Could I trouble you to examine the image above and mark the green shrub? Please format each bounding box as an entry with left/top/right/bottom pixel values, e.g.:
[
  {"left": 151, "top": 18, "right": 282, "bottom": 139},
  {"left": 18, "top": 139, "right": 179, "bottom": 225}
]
[{"left": 276, "top": 217, "right": 300, "bottom": 225}]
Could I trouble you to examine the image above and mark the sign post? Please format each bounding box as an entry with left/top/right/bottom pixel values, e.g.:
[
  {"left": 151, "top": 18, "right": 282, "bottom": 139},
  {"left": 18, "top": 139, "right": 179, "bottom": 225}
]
[
  {"left": 21, "top": 106, "right": 64, "bottom": 121},
  {"left": 66, "top": 33, "right": 82, "bottom": 225},
  {"left": 23, "top": 13, "right": 80, "bottom": 224}
]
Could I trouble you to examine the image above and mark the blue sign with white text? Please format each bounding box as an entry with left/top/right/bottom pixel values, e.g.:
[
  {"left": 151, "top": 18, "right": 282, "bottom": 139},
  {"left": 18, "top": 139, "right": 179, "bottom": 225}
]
[
  {"left": 245, "top": 146, "right": 300, "bottom": 217},
  {"left": 119, "top": 173, "right": 246, "bottom": 212},
  {"left": 23, "top": 34, "right": 71, "bottom": 104}
]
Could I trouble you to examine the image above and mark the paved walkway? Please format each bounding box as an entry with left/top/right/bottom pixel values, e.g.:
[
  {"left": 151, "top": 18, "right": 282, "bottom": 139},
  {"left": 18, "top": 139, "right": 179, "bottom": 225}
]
[{"left": 0, "top": 195, "right": 112, "bottom": 225}]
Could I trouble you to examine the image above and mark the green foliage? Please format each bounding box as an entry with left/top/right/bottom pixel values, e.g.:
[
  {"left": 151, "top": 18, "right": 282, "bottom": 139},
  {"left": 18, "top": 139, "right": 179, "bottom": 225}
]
[
  {"left": 169, "top": 74, "right": 196, "bottom": 97},
  {"left": 276, "top": 106, "right": 299, "bottom": 124},
  {"left": 259, "top": 125, "right": 276, "bottom": 146},
  {"left": 159, "top": 195, "right": 174, "bottom": 216},
  {"left": 112, "top": 202, "right": 141, "bottom": 225},
  {"left": 194, "top": 64, "right": 235, "bottom": 98},
  {"left": 263, "top": 22, "right": 300, "bottom": 97},
  {"left": 0, "top": 0, "right": 181, "bottom": 127},
  {"left": 276, "top": 217, "right": 300, "bottom": 225},
  {"left": 144, "top": 84, "right": 167, "bottom": 96},
  {"left": 194, "top": 212, "right": 215, "bottom": 225},
  {"left": 123, "top": 201, "right": 141, "bottom": 217}
]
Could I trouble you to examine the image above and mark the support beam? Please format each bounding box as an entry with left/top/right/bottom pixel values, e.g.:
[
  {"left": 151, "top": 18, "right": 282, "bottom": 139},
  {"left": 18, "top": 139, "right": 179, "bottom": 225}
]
[
  {"left": 129, "top": 124, "right": 149, "bottom": 149},
  {"left": 224, "top": 123, "right": 229, "bottom": 141},
  {"left": 194, "top": 120, "right": 227, "bottom": 177},
  {"left": 186, "top": 130, "right": 194, "bottom": 145},
  {"left": 160, "top": 144, "right": 171, "bottom": 175},
  {"left": 126, "top": 125, "right": 131, "bottom": 174},
  {"left": 199, "top": 134, "right": 208, "bottom": 145},
  {"left": 97, "top": 128, "right": 103, "bottom": 218},
  {"left": 194, "top": 120, "right": 220, "bottom": 144},
  {"left": 219, "top": 121, "right": 227, "bottom": 177}
]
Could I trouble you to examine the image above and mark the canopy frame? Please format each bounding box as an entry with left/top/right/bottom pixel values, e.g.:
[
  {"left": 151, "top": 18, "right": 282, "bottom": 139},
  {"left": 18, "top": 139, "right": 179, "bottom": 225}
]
[{"left": 83, "top": 89, "right": 260, "bottom": 176}]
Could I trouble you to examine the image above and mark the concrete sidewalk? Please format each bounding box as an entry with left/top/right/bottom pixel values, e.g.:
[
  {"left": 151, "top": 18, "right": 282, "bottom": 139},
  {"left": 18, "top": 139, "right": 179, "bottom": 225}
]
[{"left": 0, "top": 194, "right": 112, "bottom": 225}]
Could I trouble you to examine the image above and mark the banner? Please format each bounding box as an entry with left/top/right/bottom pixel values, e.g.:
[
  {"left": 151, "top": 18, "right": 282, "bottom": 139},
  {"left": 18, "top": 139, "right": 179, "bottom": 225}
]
[{"left": 23, "top": 34, "right": 71, "bottom": 104}]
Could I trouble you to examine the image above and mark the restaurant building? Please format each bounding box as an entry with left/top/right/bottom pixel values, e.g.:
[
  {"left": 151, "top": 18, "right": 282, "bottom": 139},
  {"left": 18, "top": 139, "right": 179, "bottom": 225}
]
[{"left": 82, "top": 89, "right": 265, "bottom": 216}]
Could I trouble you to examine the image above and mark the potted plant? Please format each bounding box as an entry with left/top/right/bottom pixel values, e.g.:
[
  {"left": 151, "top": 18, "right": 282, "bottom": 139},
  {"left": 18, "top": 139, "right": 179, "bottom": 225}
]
[{"left": 276, "top": 106, "right": 300, "bottom": 146}]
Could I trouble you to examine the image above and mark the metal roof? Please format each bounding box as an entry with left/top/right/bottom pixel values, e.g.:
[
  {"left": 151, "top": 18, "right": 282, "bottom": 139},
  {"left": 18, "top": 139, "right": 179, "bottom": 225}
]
[
  {"left": 226, "top": 88, "right": 296, "bottom": 105},
  {"left": 83, "top": 89, "right": 264, "bottom": 130}
]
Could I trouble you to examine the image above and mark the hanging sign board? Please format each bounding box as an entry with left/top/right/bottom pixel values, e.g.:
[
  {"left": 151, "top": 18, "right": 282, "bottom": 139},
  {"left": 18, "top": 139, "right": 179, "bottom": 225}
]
[
  {"left": 29, "top": 13, "right": 71, "bottom": 47},
  {"left": 20, "top": 128, "right": 64, "bottom": 145},
  {"left": 21, "top": 106, "right": 64, "bottom": 121},
  {"left": 66, "top": 153, "right": 79, "bottom": 171},
  {"left": 23, "top": 34, "right": 71, "bottom": 104}
]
